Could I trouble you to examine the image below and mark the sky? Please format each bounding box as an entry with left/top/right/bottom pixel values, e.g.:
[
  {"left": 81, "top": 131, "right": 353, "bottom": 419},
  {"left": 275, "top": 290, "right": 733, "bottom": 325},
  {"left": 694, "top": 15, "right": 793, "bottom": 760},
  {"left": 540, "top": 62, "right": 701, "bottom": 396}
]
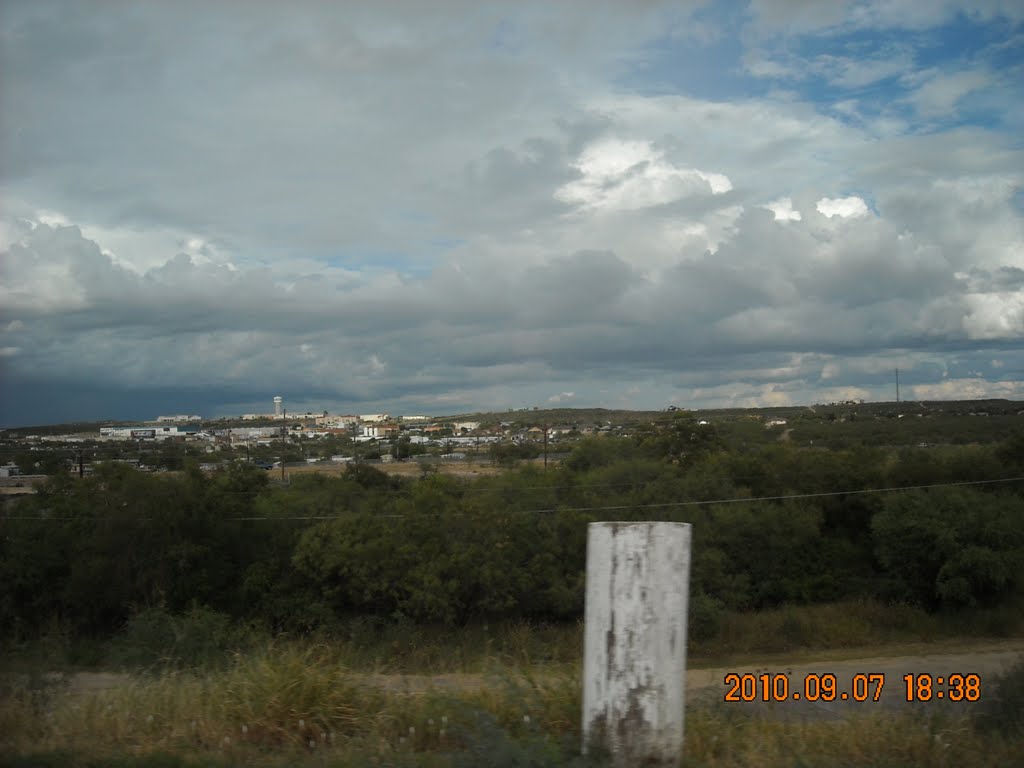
[{"left": 1, "top": 0, "right": 1023, "bottom": 426}]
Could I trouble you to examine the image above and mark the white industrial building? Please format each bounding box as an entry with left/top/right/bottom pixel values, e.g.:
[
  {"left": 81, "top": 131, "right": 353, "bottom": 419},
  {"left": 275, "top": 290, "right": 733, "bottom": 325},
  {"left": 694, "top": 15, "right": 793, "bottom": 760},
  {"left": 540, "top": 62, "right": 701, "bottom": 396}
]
[
  {"left": 99, "top": 425, "right": 198, "bottom": 440},
  {"left": 316, "top": 414, "right": 359, "bottom": 428},
  {"left": 230, "top": 427, "right": 284, "bottom": 444}
]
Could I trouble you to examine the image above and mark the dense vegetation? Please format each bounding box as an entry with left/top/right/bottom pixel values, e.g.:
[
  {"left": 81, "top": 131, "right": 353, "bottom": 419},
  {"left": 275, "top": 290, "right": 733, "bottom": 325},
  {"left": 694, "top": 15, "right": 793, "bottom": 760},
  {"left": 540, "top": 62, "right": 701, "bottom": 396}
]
[{"left": 3, "top": 414, "right": 1023, "bottom": 646}]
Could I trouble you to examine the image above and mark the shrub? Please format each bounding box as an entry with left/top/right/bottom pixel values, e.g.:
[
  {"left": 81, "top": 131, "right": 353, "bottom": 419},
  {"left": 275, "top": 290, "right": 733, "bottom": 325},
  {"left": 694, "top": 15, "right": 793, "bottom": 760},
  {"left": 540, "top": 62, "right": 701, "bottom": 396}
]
[{"left": 108, "top": 606, "right": 251, "bottom": 671}]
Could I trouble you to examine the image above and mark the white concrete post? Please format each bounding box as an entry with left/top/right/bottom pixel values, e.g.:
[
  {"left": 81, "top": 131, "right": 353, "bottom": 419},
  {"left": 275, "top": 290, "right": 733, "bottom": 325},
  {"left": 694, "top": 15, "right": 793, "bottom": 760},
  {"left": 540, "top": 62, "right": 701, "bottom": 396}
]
[{"left": 582, "top": 521, "right": 691, "bottom": 767}]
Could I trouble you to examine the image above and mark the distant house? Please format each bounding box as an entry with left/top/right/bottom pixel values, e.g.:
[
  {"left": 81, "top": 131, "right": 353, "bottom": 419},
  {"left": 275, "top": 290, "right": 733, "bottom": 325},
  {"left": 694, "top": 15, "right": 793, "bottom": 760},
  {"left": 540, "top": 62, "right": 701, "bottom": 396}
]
[
  {"left": 453, "top": 421, "right": 480, "bottom": 433},
  {"left": 316, "top": 414, "right": 359, "bottom": 428},
  {"left": 362, "top": 423, "right": 400, "bottom": 439}
]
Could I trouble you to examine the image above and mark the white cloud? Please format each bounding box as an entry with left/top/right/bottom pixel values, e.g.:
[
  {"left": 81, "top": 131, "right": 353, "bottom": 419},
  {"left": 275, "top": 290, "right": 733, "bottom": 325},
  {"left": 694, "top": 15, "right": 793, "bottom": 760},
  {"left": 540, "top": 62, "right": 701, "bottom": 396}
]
[
  {"left": 35, "top": 210, "right": 70, "bottom": 228},
  {"left": 905, "top": 69, "right": 992, "bottom": 118},
  {"left": 547, "top": 391, "right": 576, "bottom": 403},
  {"left": 962, "top": 292, "right": 1024, "bottom": 339},
  {"left": 555, "top": 138, "right": 732, "bottom": 212},
  {"left": 911, "top": 378, "right": 1024, "bottom": 400},
  {"left": 764, "top": 197, "right": 802, "bottom": 221},
  {"left": 816, "top": 196, "right": 870, "bottom": 218}
]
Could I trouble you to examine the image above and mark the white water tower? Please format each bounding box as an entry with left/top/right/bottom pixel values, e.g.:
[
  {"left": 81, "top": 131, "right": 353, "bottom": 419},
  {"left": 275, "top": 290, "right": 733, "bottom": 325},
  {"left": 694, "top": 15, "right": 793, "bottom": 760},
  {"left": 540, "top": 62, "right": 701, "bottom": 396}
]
[{"left": 273, "top": 396, "right": 283, "bottom": 417}]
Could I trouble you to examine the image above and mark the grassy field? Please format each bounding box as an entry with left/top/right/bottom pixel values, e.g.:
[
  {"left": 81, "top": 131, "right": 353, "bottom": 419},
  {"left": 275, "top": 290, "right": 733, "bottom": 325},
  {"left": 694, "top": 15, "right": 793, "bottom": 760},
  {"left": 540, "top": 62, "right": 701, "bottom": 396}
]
[
  {"left": 3, "top": 600, "right": 1023, "bottom": 767},
  {"left": 2, "top": 645, "right": 1022, "bottom": 767}
]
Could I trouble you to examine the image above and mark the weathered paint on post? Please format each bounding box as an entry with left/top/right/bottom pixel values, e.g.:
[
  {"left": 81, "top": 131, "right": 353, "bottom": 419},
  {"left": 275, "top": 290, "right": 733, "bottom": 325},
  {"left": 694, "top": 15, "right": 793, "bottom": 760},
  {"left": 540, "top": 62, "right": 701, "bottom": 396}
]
[{"left": 582, "top": 521, "right": 691, "bottom": 767}]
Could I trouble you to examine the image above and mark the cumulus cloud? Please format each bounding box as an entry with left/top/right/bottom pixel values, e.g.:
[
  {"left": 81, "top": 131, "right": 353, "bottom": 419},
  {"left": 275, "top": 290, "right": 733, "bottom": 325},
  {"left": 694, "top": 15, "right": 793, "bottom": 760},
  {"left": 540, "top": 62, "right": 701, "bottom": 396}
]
[
  {"left": 764, "top": 197, "right": 802, "bottom": 221},
  {"left": 816, "top": 196, "right": 871, "bottom": 218},
  {"left": 912, "top": 378, "right": 1024, "bottom": 401},
  {"left": 554, "top": 138, "right": 732, "bottom": 212}
]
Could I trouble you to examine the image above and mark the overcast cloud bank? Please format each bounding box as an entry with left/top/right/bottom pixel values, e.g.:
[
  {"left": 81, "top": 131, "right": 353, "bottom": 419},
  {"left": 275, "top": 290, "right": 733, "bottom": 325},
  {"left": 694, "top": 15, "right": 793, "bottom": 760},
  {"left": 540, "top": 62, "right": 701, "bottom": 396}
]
[{"left": 1, "top": 1, "right": 1022, "bottom": 425}]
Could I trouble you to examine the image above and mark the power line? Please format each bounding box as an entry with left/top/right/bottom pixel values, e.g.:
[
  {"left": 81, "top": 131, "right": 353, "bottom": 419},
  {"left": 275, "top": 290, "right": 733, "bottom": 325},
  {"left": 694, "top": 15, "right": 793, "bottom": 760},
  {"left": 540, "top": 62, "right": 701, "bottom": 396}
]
[
  {"left": 6, "top": 476, "right": 1022, "bottom": 521},
  {"left": 517, "top": 476, "right": 1024, "bottom": 514}
]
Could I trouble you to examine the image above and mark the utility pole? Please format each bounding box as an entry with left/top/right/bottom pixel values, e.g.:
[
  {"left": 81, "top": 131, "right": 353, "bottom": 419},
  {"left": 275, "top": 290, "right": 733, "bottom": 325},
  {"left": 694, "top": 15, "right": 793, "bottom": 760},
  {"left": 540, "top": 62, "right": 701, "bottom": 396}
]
[{"left": 543, "top": 422, "right": 548, "bottom": 471}]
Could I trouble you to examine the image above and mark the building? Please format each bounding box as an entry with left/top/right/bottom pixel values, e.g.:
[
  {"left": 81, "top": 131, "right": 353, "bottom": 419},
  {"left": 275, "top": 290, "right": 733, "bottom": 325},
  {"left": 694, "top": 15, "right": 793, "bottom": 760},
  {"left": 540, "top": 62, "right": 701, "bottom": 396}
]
[
  {"left": 453, "top": 421, "right": 480, "bottom": 432},
  {"left": 230, "top": 426, "right": 284, "bottom": 444},
  {"left": 360, "top": 413, "right": 389, "bottom": 423},
  {"left": 315, "top": 414, "right": 359, "bottom": 428},
  {"left": 155, "top": 415, "right": 202, "bottom": 423},
  {"left": 274, "top": 396, "right": 283, "bottom": 418},
  {"left": 100, "top": 425, "right": 199, "bottom": 440},
  {"left": 362, "top": 423, "right": 400, "bottom": 439}
]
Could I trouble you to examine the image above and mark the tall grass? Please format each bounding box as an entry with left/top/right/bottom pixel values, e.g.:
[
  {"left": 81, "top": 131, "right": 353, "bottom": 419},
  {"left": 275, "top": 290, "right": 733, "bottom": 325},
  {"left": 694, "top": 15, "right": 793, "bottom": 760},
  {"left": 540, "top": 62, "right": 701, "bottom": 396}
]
[
  {"left": 3, "top": 646, "right": 1023, "bottom": 767},
  {"left": 4, "top": 598, "right": 1019, "bottom": 678},
  {"left": 1, "top": 642, "right": 582, "bottom": 765},
  {"left": 4, "top": 598, "right": 1023, "bottom": 765}
]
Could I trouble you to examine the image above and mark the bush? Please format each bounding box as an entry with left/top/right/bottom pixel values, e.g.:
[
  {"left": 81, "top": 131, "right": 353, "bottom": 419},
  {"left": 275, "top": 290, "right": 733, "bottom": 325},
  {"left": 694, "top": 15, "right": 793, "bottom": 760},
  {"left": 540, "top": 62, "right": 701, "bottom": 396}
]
[
  {"left": 108, "top": 605, "right": 252, "bottom": 671},
  {"left": 688, "top": 592, "right": 723, "bottom": 643}
]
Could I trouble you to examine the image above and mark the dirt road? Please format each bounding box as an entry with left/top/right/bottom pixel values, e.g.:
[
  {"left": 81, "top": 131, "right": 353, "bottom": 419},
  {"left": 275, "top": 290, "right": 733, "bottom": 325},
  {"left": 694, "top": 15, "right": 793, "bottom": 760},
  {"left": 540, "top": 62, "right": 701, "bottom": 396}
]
[
  {"left": 62, "top": 641, "right": 1023, "bottom": 721},
  {"left": 359, "top": 641, "right": 1024, "bottom": 721}
]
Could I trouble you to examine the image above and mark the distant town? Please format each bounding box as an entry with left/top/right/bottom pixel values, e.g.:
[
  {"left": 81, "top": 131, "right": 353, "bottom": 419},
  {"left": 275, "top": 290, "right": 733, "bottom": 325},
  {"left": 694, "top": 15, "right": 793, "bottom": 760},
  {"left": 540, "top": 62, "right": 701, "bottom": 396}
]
[
  {"left": 1, "top": 396, "right": 1022, "bottom": 490},
  {"left": 2, "top": 395, "right": 658, "bottom": 489},
  {"left": 3, "top": 395, "right": 604, "bottom": 453}
]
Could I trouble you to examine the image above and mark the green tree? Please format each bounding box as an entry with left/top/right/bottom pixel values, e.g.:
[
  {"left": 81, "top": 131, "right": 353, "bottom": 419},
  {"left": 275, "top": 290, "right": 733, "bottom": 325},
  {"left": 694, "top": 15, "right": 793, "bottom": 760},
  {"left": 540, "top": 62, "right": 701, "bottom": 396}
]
[
  {"left": 634, "top": 413, "right": 724, "bottom": 468},
  {"left": 872, "top": 488, "right": 1024, "bottom": 609}
]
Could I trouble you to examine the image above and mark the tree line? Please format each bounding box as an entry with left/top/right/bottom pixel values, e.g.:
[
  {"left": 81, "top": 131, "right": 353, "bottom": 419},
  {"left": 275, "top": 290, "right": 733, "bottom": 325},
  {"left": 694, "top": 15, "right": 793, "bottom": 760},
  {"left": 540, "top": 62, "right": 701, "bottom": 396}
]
[{"left": 2, "top": 415, "right": 1023, "bottom": 641}]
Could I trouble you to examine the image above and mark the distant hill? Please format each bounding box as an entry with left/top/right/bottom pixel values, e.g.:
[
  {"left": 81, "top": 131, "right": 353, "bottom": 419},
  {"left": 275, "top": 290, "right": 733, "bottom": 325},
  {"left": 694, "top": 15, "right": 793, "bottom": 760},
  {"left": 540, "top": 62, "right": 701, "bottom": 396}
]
[
  {"left": 438, "top": 399, "right": 1024, "bottom": 426},
  {"left": 2, "top": 399, "right": 1021, "bottom": 437}
]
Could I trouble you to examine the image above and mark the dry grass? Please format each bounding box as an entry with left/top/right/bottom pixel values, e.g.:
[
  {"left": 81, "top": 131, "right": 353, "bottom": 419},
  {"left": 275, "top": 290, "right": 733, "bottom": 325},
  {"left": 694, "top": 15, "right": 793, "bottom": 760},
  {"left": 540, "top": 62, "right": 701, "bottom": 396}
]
[
  {"left": 0, "top": 642, "right": 579, "bottom": 763},
  {"left": 3, "top": 641, "right": 1022, "bottom": 767},
  {"left": 686, "top": 705, "right": 1021, "bottom": 767},
  {"left": 3, "top": 601, "right": 1022, "bottom": 765}
]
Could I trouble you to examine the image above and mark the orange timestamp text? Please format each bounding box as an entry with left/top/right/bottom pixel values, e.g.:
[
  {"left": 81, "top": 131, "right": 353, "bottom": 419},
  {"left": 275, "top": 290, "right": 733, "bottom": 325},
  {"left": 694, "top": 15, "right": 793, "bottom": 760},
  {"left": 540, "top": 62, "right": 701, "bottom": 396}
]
[{"left": 723, "top": 672, "right": 982, "bottom": 703}]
